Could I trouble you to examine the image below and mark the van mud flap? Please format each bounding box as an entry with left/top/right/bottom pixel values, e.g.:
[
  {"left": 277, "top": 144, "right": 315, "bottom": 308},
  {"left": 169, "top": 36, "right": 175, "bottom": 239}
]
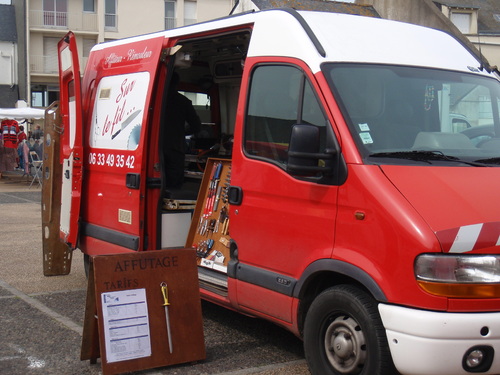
[{"left": 42, "top": 102, "right": 73, "bottom": 276}]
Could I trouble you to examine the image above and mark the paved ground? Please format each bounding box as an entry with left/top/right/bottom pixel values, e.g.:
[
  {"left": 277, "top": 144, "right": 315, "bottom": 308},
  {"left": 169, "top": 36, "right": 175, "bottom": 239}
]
[{"left": 0, "top": 171, "right": 310, "bottom": 375}]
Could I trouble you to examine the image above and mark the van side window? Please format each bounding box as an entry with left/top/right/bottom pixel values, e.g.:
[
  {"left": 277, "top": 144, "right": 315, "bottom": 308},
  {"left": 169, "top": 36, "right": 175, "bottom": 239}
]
[
  {"left": 90, "top": 72, "right": 150, "bottom": 150},
  {"left": 244, "top": 65, "right": 328, "bottom": 167}
]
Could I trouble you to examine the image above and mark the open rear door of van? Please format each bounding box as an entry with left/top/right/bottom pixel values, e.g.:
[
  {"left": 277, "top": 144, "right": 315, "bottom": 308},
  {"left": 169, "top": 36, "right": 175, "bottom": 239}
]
[
  {"left": 58, "top": 31, "right": 83, "bottom": 249},
  {"left": 78, "top": 35, "right": 167, "bottom": 255}
]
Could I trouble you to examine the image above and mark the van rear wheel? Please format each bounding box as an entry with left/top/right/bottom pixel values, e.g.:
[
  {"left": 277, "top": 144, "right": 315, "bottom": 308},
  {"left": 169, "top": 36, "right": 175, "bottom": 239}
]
[{"left": 303, "top": 285, "right": 397, "bottom": 375}]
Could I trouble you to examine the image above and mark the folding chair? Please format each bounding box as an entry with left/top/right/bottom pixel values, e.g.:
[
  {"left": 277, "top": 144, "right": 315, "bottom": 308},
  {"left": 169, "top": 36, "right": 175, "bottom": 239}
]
[{"left": 29, "top": 151, "right": 43, "bottom": 188}]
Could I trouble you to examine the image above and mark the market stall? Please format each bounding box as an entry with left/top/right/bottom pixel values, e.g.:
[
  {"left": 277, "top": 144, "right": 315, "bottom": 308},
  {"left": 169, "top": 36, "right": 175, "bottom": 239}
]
[
  {"left": 0, "top": 107, "right": 45, "bottom": 120},
  {"left": 0, "top": 107, "right": 45, "bottom": 179}
]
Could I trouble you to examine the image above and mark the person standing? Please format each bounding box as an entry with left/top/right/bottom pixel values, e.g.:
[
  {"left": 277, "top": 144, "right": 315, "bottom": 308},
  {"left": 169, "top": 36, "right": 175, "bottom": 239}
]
[
  {"left": 0, "top": 119, "right": 20, "bottom": 178},
  {"left": 17, "top": 125, "right": 27, "bottom": 170},
  {"left": 33, "top": 125, "right": 43, "bottom": 140},
  {"left": 164, "top": 71, "right": 202, "bottom": 188}
]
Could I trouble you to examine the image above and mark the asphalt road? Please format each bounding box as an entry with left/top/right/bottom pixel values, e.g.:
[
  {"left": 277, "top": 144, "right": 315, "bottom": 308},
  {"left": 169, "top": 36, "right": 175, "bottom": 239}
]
[{"left": 0, "top": 171, "right": 310, "bottom": 375}]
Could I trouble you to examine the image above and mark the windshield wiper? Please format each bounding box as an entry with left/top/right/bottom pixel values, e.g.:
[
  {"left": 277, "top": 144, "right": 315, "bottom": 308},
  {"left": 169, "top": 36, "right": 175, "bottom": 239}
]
[
  {"left": 474, "top": 157, "right": 500, "bottom": 165},
  {"left": 369, "top": 150, "right": 487, "bottom": 167}
]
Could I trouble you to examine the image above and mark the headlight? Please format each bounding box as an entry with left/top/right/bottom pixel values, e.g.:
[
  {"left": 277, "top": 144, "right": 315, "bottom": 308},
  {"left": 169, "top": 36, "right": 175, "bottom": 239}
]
[{"left": 415, "top": 254, "right": 500, "bottom": 298}]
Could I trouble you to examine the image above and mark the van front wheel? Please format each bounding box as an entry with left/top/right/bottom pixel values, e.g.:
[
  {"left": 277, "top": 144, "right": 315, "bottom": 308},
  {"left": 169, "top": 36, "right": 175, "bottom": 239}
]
[{"left": 303, "top": 285, "right": 397, "bottom": 375}]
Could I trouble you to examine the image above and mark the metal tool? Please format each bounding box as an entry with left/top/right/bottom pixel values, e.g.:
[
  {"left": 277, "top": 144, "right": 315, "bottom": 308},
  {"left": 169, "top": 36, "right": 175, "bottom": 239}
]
[
  {"left": 111, "top": 109, "right": 142, "bottom": 139},
  {"left": 160, "top": 282, "right": 173, "bottom": 354}
]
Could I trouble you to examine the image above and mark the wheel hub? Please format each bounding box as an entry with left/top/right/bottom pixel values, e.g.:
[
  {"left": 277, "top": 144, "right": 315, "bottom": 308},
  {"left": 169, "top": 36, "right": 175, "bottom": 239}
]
[{"left": 324, "top": 315, "right": 366, "bottom": 374}]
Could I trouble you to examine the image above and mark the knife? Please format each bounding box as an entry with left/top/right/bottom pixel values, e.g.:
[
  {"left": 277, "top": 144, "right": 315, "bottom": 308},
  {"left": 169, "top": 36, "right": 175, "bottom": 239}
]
[
  {"left": 111, "top": 109, "right": 142, "bottom": 139},
  {"left": 160, "top": 282, "right": 173, "bottom": 354}
]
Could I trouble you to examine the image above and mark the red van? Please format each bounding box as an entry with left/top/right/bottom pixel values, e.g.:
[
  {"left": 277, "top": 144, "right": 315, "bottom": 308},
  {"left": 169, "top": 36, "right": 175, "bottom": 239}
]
[{"left": 47, "top": 9, "right": 500, "bottom": 375}]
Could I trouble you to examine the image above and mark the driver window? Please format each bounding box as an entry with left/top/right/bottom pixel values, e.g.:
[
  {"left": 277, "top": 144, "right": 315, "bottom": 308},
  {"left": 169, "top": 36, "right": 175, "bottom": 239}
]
[{"left": 244, "top": 65, "right": 327, "bottom": 167}]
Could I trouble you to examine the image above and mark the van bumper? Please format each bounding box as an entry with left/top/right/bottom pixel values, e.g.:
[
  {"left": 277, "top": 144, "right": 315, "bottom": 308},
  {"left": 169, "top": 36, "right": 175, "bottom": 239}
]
[{"left": 379, "top": 303, "right": 500, "bottom": 375}]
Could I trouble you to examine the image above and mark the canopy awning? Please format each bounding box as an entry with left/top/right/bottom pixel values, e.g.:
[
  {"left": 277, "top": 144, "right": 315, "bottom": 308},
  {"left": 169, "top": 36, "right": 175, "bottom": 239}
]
[{"left": 0, "top": 107, "right": 45, "bottom": 120}]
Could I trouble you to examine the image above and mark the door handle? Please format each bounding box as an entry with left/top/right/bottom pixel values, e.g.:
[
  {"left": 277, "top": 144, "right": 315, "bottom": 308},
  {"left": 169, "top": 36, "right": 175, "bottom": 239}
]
[
  {"left": 126, "top": 173, "right": 141, "bottom": 189},
  {"left": 228, "top": 186, "right": 243, "bottom": 205}
]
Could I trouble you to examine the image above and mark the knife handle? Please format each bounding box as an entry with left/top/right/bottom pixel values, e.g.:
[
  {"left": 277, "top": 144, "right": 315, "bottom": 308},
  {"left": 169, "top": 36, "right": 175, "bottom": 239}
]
[{"left": 160, "top": 282, "right": 170, "bottom": 306}]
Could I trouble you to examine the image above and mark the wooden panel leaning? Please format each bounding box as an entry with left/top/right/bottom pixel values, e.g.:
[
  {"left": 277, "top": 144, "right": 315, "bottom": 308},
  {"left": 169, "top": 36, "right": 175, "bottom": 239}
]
[{"left": 41, "top": 102, "right": 73, "bottom": 276}]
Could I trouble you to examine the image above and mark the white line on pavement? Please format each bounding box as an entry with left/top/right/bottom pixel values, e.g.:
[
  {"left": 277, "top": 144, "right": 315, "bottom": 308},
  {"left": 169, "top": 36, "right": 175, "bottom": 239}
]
[{"left": 0, "top": 279, "right": 83, "bottom": 335}]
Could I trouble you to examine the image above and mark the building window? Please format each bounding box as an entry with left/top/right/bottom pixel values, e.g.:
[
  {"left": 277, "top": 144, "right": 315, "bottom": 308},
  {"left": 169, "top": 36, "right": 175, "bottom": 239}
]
[
  {"left": 165, "top": 0, "right": 176, "bottom": 29},
  {"left": 43, "top": 0, "right": 67, "bottom": 27},
  {"left": 184, "top": 1, "right": 197, "bottom": 26},
  {"left": 105, "top": 0, "right": 117, "bottom": 29},
  {"left": 31, "top": 85, "right": 59, "bottom": 108},
  {"left": 43, "top": 37, "right": 59, "bottom": 73},
  {"left": 83, "top": 38, "right": 95, "bottom": 57},
  {"left": 451, "top": 12, "right": 472, "bottom": 34},
  {"left": 82, "top": 38, "right": 95, "bottom": 69},
  {"left": 84, "top": 0, "right": 95, "bottom": 12}
]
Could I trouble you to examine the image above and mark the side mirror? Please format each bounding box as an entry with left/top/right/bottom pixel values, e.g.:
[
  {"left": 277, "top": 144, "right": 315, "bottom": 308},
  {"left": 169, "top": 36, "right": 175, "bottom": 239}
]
[{"left": 286, "top": 124, "right": 335, "bottom": 175}]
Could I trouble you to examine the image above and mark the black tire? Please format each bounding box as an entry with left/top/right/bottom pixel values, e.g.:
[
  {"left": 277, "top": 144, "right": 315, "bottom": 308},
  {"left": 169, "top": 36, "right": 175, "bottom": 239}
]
[{"left": 303, "top": 285, "right": 398, "bottom": 375}]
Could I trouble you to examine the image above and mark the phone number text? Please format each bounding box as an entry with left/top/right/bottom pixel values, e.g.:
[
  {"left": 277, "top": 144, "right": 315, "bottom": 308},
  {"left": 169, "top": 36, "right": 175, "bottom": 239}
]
[{"left": 88, "top": 152, "right": 135, "bottom": 168}]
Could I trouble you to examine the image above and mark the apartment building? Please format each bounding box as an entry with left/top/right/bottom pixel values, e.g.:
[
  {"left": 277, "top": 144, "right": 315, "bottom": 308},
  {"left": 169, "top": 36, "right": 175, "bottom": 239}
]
[
  {"left": 435, "top": 0, "right": 500, "bottom": 69},
  {"left": 21, "top": 0, "right": 500, "bottom": 109},
  {"left": 355, "top": 0, "right": 500, "bottom": 69},
  {"left": 0, "top": 0, "right": 26, "bottom": 108},
  {"left": 27, "top": 0, "right": 235, "bottom": 107}
]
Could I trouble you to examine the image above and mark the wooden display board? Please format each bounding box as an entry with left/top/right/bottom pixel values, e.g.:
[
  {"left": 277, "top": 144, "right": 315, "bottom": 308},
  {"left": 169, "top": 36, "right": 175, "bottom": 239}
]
[
  {"left": 186, "top": 158, "right": 232, "bottom": 274},
  {"left": 41, "top": 102, "right": 73, "bottom": 276},
  {"left": 81, "top": 249, "right": 205, "bottom": 375}
]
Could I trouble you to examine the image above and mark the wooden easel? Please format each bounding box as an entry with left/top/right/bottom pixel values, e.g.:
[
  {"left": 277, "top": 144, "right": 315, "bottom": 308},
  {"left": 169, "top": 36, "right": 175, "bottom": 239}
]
[{"left": 81, "top": 249, "right": 205, "bottom": 375}]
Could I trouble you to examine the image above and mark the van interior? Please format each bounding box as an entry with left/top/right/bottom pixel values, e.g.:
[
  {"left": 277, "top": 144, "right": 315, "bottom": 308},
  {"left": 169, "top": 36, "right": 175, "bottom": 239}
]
[{"left": 159, "top": 29, "right": 252, "bottom": 200}]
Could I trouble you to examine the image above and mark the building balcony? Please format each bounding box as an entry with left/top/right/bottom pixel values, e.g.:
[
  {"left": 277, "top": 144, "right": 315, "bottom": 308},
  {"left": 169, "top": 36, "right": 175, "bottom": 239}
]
[
  {"left": 30, "top": 55, "right": 88, "bottom": 75},
  {"left": 29, "top": 10, "right": 98, "bottom": 32}
]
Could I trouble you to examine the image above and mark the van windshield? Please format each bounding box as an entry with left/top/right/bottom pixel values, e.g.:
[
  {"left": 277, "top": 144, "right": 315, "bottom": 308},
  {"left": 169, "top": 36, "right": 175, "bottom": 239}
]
[{"left": 324, "top": 64, "right": 500, "bottom": 166}]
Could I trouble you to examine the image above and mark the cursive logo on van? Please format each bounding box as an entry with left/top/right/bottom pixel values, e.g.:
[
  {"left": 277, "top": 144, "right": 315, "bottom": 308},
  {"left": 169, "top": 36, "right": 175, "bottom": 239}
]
[
  {"left": 127, "top": 47, "right": 153, "bottom": 61},
  {"left": 102, "top": 78, "right": 138, "bottom": 137},
  {"left": 104, "top": 46, "right": 152, "bottom": 68},
  {"left": 105, "top": 53, "right": 123, "bottom": 67}
]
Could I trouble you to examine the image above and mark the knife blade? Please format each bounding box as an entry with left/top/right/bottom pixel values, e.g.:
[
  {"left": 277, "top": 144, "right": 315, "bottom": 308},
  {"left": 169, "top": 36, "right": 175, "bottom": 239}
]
[
  {"left": 160, "top": 282, "right": 173, "bottom": 354},
  {"left": 111, "top": 109, "right": 142, "bottom": 139}
]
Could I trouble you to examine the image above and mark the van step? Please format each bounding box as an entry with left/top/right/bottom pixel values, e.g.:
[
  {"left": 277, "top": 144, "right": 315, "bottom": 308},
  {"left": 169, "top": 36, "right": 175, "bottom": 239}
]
[{"left": 198, "top": 267, "right": 228, "bottom": 296}]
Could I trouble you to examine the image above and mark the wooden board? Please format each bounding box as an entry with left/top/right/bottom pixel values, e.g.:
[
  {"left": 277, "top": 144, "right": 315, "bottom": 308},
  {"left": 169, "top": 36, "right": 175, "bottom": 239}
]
[
  {"left": 81, "top": 248, "right": 205, "bottom": 375},
  {"left": 41, "top": 102, "right": 73, "bottom": 276},
  {"left": 186, "top": 158, "right": 232, "bottom": 273}
]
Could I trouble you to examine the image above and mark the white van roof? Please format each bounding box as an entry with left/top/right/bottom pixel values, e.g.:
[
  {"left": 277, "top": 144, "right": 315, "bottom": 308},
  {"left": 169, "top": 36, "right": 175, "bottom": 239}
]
[{"left": 92, "top": 9, "right": 486, "bottom": 76}]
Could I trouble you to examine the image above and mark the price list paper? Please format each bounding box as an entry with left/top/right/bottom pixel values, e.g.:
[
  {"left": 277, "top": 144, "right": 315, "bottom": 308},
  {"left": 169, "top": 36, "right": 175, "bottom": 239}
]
[{"left": 101, "top": 288, "right": 152, "bottom": 363}]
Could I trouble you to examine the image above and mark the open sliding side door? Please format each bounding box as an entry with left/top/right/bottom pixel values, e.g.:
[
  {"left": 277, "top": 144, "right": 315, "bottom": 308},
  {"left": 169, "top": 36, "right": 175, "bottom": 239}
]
[{"left": 58, "top": 31, "right": 83, "bottom": 249}]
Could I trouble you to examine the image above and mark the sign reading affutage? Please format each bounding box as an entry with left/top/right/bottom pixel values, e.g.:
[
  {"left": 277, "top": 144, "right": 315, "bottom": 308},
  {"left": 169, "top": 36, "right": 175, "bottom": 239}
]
[
  {"left": 81, "top": 249, "right": 205, "bottom": 375},
  {"left": 113, "top": 256, "right": 179, "bottom": 272}
]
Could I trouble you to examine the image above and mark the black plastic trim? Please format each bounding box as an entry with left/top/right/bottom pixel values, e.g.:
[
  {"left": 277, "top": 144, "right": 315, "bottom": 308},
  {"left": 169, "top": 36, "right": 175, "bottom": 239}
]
[
  {"left": 234, "top": 259, "right": 385, "bottom": 301},
  {"left": 293, "top": 259, "right": 387, "bottom": 302},
  {"left": 278, "top": 8, "right": 326, "bottom": 58},
  {"left": 146, "top": 177, "right": 161, "bottom": 188},
  {"left": 81, "top": 222, "right": 140, "bottom": 251},
  {"left": 236, "top": 263, "right": 297, "bottom": 296},
  {"left": 462, "top": 345, "right": 494, "bottom": 373}
]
